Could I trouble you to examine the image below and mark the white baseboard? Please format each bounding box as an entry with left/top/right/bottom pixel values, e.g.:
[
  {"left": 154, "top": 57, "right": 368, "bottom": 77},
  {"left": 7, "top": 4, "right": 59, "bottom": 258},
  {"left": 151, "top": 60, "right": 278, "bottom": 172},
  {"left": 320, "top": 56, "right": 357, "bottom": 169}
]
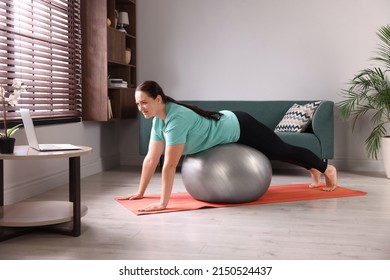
[
  {"left": 82, "top": 154, "right": 120, "bottom": 177},
  {"left": 268, "top": 158, "right": 385, "bottom": 174},
  {"left": 120, "top": 153, "right": 144, "bottom": 166},
  {"left": 4, "top": 154, "right": 120, "bottom": 204},
  {"left": 4, "top": 168, "right": 70, "bottom": 204},
  {"left": 330, "top": 157, "right": 385, "bottom": 173}
]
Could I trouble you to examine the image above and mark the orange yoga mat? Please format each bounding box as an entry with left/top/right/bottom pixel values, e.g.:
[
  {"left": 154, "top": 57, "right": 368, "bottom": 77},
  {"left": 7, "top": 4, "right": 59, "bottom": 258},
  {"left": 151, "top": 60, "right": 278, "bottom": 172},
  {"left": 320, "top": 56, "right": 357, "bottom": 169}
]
[{"left": 115, "top": 183, "right": 367, "bottom": 216}]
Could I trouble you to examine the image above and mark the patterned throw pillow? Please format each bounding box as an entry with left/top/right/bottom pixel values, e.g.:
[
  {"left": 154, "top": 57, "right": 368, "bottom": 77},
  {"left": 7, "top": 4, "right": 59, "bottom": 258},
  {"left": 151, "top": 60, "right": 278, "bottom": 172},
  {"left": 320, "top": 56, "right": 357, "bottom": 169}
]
[{"left": 274, "top": 101, "right": 321, "bottom": 132}]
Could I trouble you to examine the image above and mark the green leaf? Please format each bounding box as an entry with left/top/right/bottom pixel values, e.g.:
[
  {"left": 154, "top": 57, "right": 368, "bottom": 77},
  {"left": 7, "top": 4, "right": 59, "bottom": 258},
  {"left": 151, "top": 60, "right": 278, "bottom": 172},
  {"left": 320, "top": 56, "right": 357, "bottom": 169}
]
[{"left": 6, "top": 123, "right": 23, "bottom": 138}]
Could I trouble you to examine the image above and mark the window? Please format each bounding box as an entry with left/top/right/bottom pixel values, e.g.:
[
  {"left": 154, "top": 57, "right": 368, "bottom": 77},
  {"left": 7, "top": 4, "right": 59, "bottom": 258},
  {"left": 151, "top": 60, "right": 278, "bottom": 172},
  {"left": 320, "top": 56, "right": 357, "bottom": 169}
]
[{"left": 0, "top": 0, "right": 81, "bottom": 126}]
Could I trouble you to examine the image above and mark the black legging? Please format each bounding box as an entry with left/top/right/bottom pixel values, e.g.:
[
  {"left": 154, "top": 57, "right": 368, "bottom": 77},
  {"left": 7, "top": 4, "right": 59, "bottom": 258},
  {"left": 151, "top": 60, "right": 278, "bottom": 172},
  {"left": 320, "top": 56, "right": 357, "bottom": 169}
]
[{"left": 233, "top": 111, "right": 327, "bottom": 173}]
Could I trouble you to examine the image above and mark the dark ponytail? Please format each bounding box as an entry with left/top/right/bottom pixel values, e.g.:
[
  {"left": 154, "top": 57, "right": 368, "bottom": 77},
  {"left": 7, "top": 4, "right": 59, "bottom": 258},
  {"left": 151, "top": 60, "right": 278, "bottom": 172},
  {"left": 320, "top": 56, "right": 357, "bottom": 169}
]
[{"left": 136, "top": 81, "right": 223, "bottom": 121}]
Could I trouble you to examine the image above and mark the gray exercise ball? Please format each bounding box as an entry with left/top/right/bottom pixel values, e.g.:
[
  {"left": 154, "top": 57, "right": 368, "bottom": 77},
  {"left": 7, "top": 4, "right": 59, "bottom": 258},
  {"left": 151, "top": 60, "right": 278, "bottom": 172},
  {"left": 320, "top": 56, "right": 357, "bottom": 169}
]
[{"left": 181, "top": 144, "right": 272, "bottom": 204}]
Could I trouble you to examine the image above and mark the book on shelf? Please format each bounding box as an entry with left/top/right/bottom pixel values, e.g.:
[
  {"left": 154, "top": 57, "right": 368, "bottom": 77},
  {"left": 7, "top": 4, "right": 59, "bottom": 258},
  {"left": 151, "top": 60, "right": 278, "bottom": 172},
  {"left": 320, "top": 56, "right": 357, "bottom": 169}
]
[
  {"left": 110, "top": 83, "right": 128, "bottom": 88},
  {"left": 108, "top": 78, "right": 123, "bottom": 83}
]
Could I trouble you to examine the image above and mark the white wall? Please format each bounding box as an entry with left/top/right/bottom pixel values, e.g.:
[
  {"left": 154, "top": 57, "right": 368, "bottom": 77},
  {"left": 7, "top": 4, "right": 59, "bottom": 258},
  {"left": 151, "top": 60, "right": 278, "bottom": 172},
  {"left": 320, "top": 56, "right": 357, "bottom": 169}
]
[{"left": 120, "top": 0, "right": 390, "bottom": 174}]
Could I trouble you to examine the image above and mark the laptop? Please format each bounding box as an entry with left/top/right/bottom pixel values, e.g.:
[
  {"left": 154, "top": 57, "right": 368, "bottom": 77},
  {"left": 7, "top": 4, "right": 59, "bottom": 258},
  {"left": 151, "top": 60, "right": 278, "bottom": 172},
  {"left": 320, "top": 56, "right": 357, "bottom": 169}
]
[{"left": 20, "top": 108, "right": 82, "bottom": 151}]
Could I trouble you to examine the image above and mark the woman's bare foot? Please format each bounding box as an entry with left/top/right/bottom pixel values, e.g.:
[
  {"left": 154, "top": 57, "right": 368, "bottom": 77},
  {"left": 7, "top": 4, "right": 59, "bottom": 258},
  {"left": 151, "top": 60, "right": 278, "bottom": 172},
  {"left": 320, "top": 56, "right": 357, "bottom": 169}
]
[
  {"left": 309, "top": 168, "right": 321, "bottom": 188},
  {"left": 322, "top": 164, "right": 337, "bottom": 191}
]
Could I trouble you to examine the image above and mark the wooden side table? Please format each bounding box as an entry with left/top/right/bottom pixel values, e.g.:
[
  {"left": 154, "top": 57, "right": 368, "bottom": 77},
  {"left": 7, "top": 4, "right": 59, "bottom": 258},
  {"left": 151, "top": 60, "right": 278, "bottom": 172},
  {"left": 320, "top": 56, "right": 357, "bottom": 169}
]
[{"left": 0, "top": 145, "right": 92, "bottom": 241}]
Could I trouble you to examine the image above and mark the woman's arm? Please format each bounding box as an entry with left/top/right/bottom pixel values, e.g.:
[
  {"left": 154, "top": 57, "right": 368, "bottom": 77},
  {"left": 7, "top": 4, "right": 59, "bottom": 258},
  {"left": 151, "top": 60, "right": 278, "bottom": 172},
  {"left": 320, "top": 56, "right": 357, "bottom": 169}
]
[
  {"left": 138, "top": 140, "right": 165, "bottom": 196},
  {"left": 118, "top": 140, "right": 164, "bottom": 200},
  {"left": 138, "top": 143, "right": 185, "bottom": 211}
]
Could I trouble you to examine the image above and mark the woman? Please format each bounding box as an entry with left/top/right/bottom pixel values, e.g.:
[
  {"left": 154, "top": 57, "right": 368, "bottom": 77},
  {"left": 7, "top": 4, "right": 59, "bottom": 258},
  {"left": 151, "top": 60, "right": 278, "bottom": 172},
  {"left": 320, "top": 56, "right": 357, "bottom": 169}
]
[{"left": 119, "top": 81, "right": 337, "bottom": 212}]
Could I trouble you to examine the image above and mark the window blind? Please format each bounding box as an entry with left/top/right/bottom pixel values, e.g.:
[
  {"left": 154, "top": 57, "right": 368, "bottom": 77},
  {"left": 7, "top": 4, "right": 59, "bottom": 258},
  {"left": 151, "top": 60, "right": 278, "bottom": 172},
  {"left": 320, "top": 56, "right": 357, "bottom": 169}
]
[{"left": 0, "top": 0, "right": 81, "bottom": 122}]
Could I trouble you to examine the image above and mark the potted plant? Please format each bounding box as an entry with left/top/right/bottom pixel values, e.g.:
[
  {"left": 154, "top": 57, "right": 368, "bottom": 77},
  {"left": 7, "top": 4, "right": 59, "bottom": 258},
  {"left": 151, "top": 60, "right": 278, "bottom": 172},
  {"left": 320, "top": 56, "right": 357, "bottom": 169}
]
[
  {"left": 337, "top": 24, "right": 390, "bottom": 170},
  {"left": 0, "top": 79, "right": 28, "bottom": 153}
]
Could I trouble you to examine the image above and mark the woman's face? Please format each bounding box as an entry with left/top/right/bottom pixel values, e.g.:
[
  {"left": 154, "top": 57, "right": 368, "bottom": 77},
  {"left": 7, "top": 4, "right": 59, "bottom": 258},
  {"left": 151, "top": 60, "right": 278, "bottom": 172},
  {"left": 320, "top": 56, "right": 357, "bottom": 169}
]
[{"left": 135, "top": 90, "right": 161, "bottom": 119}]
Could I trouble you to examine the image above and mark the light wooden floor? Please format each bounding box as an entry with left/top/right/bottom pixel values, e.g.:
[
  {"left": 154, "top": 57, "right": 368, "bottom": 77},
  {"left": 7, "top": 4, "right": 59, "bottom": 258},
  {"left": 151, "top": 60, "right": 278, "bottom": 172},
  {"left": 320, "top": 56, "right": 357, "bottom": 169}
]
[{"left": 1, "top": 166, "right": 390, "bottom": 260}]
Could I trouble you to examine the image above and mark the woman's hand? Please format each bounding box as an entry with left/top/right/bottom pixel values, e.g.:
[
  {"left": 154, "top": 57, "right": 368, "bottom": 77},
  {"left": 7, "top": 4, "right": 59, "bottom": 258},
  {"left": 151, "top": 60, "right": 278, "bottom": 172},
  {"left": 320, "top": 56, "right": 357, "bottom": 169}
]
[
  {"left": 138, "top": 202, "right": 166, "bottom": 212},
  {"left": 117, "top": 193, "right": 143, "bottom": 200}
]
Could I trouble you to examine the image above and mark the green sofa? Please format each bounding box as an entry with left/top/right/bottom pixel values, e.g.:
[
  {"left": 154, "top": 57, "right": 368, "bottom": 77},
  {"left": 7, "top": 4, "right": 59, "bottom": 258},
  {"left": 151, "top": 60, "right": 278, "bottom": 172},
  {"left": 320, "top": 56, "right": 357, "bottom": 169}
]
[{"left": 138, "top": 100, "right": 334, "bottom": 160}]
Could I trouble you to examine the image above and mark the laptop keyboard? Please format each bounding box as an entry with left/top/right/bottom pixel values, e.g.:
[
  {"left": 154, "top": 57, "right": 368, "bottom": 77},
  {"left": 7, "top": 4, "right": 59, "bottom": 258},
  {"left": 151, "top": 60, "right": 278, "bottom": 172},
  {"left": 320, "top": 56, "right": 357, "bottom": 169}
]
[{"left": 39, "top": 144, "right": 62, "bottom": 149}]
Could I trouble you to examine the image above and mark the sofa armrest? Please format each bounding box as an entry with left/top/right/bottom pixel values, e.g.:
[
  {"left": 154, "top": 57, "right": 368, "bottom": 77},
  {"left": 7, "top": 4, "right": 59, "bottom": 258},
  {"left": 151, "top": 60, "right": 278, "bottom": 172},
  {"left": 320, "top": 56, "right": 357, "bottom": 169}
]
[{"left": 311, "top": 101, "right": 334, "bottom": 159}]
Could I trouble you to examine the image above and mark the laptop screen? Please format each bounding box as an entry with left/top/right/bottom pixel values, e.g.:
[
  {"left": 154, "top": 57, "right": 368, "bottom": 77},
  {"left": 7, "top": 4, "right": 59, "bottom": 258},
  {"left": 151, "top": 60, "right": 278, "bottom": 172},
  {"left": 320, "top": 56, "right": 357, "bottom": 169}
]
[{"left": 20, "top": 109, "right": 40, "bottom": 150}]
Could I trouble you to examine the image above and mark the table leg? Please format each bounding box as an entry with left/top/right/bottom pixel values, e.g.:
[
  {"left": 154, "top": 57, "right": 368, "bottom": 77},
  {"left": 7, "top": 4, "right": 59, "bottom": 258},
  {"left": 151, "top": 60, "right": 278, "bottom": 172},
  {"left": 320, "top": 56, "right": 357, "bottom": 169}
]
[
  {"left": 40, "top": 156, "right": 82, "bottom": 237},
  {"left": 0, "top": 159, "right": 3, "bottom": 207},
  {"left": 0, "top": 160, "right": 3, "bottom": 230},
  {"left": 69, "top": 156, "right": 81, "bottom": 236}
]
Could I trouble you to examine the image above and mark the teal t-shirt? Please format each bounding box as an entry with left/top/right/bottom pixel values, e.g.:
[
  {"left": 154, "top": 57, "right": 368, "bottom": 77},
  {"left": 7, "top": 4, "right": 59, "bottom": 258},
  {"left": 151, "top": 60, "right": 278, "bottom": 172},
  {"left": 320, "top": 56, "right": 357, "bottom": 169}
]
[{"left": 151, "top": 102, "right": 240, "bottom": 154}]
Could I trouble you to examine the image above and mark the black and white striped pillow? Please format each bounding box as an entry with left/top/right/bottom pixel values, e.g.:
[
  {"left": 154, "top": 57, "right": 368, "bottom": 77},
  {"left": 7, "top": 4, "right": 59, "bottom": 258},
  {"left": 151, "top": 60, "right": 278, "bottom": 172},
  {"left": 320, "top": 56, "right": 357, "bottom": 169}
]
[{"left": 274, "top": 101, "right": 321, "bottom": 132}]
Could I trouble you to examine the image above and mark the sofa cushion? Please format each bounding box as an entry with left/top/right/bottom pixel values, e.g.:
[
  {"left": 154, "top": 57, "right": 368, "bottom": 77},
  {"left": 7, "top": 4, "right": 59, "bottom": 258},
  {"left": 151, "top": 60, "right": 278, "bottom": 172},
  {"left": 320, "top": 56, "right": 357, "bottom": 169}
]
[{"left": 274, "top": 101, "right": 321, "bottom": 132}]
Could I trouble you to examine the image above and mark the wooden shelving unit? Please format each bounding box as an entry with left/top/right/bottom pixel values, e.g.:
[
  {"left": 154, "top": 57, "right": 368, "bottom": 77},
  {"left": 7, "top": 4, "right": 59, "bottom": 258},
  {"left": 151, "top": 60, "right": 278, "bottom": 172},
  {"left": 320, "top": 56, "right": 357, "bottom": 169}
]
[{"left": 81, "top": 0, "right": 137, "bottom": 121}]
